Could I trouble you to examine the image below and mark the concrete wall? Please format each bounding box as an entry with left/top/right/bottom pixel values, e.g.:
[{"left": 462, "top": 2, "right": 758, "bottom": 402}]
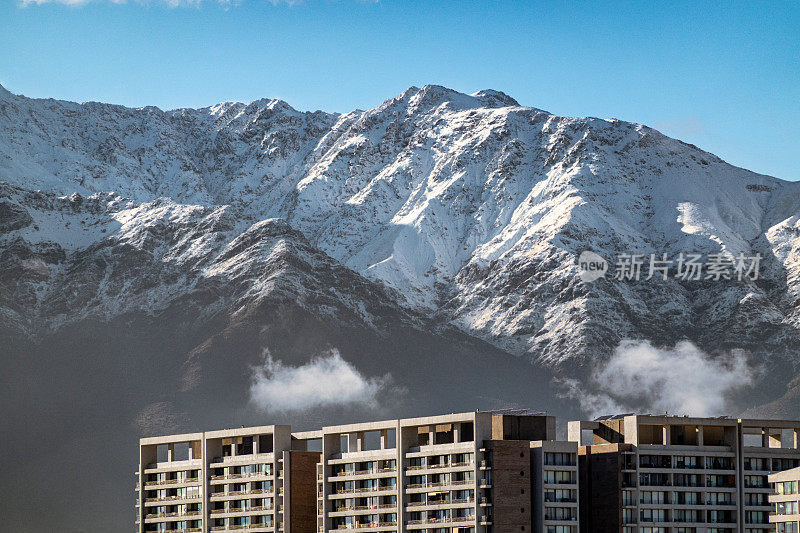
[
  {"left": 577, "top": 444, "right": 625, "bottom": 533},
  {"left": 288, "top": 451, "right": 323, "bottom": 533},
  {"left": 488, "top": 440, "right": 532, "bottom": 533}
]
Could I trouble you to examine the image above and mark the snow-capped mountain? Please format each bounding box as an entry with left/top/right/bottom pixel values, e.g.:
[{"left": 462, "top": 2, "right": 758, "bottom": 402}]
[
  {"left": 2, "top": 82, "right": 800, "bottom": 368},
  {"left": 3, "top": 82, "right": 800, "bottom": 532}
]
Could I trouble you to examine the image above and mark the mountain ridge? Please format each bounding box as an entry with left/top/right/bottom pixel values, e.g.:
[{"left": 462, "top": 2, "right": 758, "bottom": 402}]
[
  {"left": 2, "top": 82, "right": 800, "bottom": 369},
  {"left": 3, "top": 82, "right": 800, "bottom": 531}
]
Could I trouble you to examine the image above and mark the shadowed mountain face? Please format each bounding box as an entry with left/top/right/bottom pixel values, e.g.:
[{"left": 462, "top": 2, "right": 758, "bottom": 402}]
[{"left": 1, "top": 84, "right": 799, "bottom": 530}]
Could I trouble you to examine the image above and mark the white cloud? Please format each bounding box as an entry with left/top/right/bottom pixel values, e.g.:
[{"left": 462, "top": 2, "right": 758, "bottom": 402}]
[
  {"left": 562, "top": 340, "right": 756, "bottom": 418},
  {"left": 249, "top": 348, "right": 390, "bottom": 412}
]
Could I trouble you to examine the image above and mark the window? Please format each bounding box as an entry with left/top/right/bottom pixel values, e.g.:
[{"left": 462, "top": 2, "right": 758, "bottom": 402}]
[
  {"left": 545, "top": 489, "right": 575, "bottom": 503},
  {"left": 622, "top": 508, "right": 636, "bottom": 525},
  {"left": 640, "top": 509, "right": 666, "bottom": 523},
  {"left": 544, "top": 470, "right": 575, "bottom": 484},
  {"left": 544, "top": 453, "right": 575, "bottom": 466},
  {"left": 745, "top": 475, "right": 767, "bottom": 488},
  {"left": 640, "top": 491, "right": 666, "bottom": 504},
  {"left": 544, "top": 507, "right": 574, "bottom": 521},
  {"left": 639, "top": 473, "right": 669, "bottom": 487},
  {"left": 707, "top": 492, "right": 732, "bottom": 505},
  {"left": 745, "top": 511, "right": 768, "bottom": 524},
  {"left": 673, "top": 510, "right": 698, "bottom": 523},
  {"left": 674, "top": 456, "right": 698, "bottom": 469},
  {"left": 639, "top": 455, "right": 670, "bottom": 468},
  {"left": 776, "top": 501, "right": 799, "bottom": 515}
]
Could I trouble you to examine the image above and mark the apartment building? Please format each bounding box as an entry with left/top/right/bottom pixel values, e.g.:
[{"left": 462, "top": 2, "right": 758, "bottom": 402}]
[
  {"left": 530, "top": 441, "right": 580, "bottom": 533},
  {"left": 289, "top": 411, "right": 578, "bottom": 533},
  {"left": 568, "top": 415, "right": 800, "bottom": 533},
  {"left": 139, "top": 411, "right": 579, "bottom": 533},
  {"left": 768, "top": 467, "right": 800, "bottom": 533},
  {"left": 135, "top": 425, "right": 320, "bottom": 533}
]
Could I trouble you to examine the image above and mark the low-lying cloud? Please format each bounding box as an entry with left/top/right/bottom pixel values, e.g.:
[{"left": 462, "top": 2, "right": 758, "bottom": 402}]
[
  {"left": 562, "top": 340, "right": 756, "bottom": 418},
  {"left": 249, "top": 348, "right": 389, "bottom": 412}
]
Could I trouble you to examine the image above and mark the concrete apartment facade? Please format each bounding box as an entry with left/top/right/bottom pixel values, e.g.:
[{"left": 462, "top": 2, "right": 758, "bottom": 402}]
[
  {"left": 769, "top": 467, "right": 800, "bottom": 533},
  {"left": 135, "top": 425, "right": 320, "bottom": 533},
  {"left": 292, "top": 412, "right": 579, "bottom": 533},
  {"left": 137, "top": 412, "right": 578, "bottom": 533},
  {"left": 568, "top": 415, "right": 800, "bottom": 533}
]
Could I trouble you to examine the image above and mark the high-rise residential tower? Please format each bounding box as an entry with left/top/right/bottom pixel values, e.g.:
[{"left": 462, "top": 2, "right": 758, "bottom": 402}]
[{"left": 569, "top": 415, "right": 800, "bottom": 533}]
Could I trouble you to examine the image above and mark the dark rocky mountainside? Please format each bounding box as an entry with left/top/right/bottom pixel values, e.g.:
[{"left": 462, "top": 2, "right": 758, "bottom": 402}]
[{"left": 1, "top": 83, "right": 799, "bottom": 530}]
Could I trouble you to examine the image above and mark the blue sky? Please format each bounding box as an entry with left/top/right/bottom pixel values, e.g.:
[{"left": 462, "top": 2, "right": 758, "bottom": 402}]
[{"left": 1, "top": 0, "right": 798, "bottom": 180}]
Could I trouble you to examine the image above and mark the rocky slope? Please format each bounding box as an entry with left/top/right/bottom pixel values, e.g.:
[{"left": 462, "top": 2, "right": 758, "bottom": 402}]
[
  {"left": 2, "top": 83, "right": 800, "bottom": 368},
  {"left": 2, "top": 83, "right": 800, "bottom": 530}
]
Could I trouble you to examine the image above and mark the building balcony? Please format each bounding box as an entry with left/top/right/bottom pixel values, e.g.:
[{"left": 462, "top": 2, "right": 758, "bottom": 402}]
[
  {"left": 210, "top": 525, "right": 275, "bottom": 532},
  {"left": 143, "top": 460, "right": 203, "bottom": 472},
  {"left": 405, "top": 479, "right": 474, "bottom": 492},
  {"left": 143, "top": 495, "right": 202, "bottom": 505},
  {"left": 327, "top": 486, "right": 397, "bottom": 498},
  {"left": 332, "top": 522, "right": 397, "bottom": 532},
  {"left": 406, "top": 498, "right": 474, "bottom": 510},
  {"left": 211, "top": 473, "right": 274, "bottom": 482},
  {"left": 404, "top": 463, "right": 473, "bottom": 474},
  {"left": 209, "top": 489, "right": 273, "bottom": 501},
  {"left": 406, "top": 516, "right": 475, "bottom": 529},
  {"left": 210, "top": 506, "right": 273, "bottom": 516},
  {"left": 543, "top": 517, "right": 578, "bottom": 524},
  {"left": 145, "top": 478, "right": 200, "bottom": 487},
  {"left": 145, "top": 511, "right": 203, "bottom": 520}
]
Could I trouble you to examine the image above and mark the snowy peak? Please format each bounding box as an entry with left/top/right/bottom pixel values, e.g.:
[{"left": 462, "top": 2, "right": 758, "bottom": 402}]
[
  {"left": 2, "top": 84, "right": 800, "bottom": 372},
  {"left": 380, "top": 85, "right": 524, "bottom": 116},
  {"left": 470, "top": 89, "right": 520, "bottom": 107}
]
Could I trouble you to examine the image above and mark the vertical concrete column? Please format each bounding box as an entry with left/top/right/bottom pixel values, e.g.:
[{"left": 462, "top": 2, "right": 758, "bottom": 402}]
[
  {"left": 661, "top": 425, "right": 671, "bottom": 446},
  {"left": 696, "top": 426, "right": 704, "bottom": 447},
  {"left": 794, "top": 429, "right": 800, "bottom": 449},
  {"left": 761, "top": 428, "right": 769, "bottom": 448},
  {"left": 380, "top": 430, "right": 388, "bottom": 450},
  {"left": 454, "top": 423, "right": 461, "bottom": 444},
  {"left": 347, "top": 433, "right": 359, "bottom": 453},
  {"left": 253, "top": 435, "right": 260, "bottom": 455},
  {"left": 231, "top": 438, "right": 237, "bottom": 457},
  {"left": 201, "top": 435, "right": 209, "bottom": 533},
  {"left": 429, "top": 427, "right": 436, "bottom": 446},
  {"left": 167, "top": 443, "right": 175, "bottom": 462}
]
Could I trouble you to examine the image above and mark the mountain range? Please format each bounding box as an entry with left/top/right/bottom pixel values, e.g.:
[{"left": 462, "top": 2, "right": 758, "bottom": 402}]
[{"left": 1, "top": 83, "right": 799, "bottom": 531}]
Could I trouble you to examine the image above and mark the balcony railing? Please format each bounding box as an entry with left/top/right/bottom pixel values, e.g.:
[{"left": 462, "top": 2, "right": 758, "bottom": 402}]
[
  {"left": 144, "top": 495, "right": 202, "bottom": 503},
  {"left": 211, "top": 472, "right": 273, "bottom": 481},
  {"left": 145, "top": 478, "right": 200, "bottom": 486},
  {"left": 145, "top": 511, "right": 202, "bottom": 519},
  {"left": 406, "top": 480, "right": 472, "bottom": 490},
  {"left": 210, "top": 525, "right": 273, "bottom": 531},
  {"left": 330, "top": 486, "right": 396, "bottom": 495},
  {"left": 407, "top": 516, "right": 474, "bottom": 525},
  {"left": 210, "top": 506, "right": 272, "bottom": 515},
  {"left": 335, "top": 522, "right": 397, "bottom": 530}
]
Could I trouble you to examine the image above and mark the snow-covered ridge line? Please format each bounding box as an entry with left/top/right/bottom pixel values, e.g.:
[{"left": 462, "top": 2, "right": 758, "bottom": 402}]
[{"left": 2, "top": 83, "right": 800, "bottom": 368}]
